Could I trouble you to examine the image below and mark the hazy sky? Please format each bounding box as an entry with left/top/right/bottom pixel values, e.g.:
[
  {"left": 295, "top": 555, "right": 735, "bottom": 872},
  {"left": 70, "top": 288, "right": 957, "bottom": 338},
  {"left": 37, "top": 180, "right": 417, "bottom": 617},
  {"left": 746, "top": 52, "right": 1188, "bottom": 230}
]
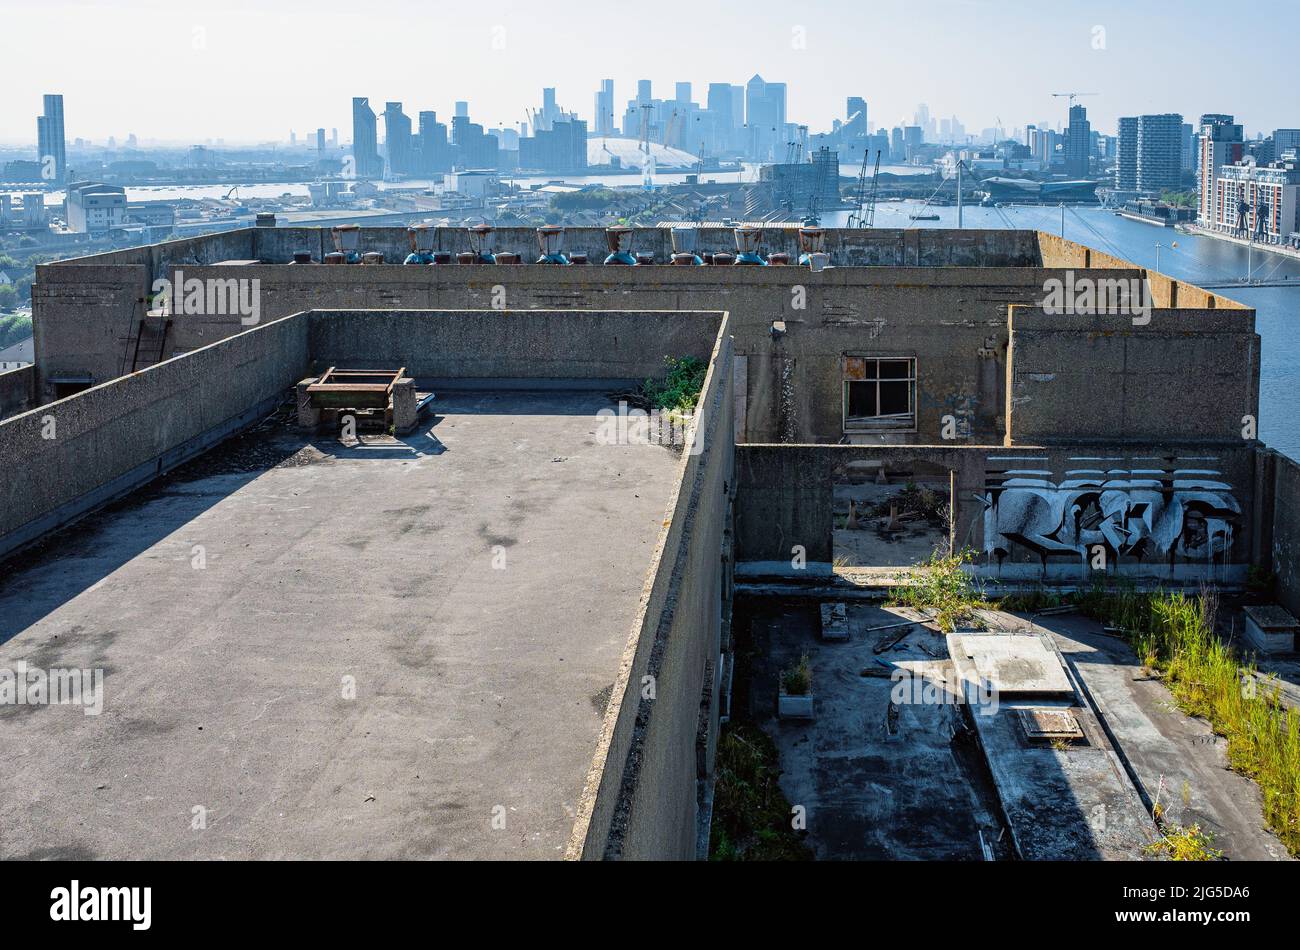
[{"left": 2, "top": 0, "right": 1295, "bottom": 145}]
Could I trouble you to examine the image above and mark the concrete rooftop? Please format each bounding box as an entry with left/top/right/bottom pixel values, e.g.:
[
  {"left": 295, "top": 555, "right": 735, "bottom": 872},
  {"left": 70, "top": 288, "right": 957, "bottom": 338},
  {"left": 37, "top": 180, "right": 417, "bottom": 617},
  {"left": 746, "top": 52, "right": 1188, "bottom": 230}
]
[
  {"left": 0, "top": 391, "right": 681, "bottom": 859},
  {"left": 737, "top": 599, "right": 1295, "bottom": 861}
]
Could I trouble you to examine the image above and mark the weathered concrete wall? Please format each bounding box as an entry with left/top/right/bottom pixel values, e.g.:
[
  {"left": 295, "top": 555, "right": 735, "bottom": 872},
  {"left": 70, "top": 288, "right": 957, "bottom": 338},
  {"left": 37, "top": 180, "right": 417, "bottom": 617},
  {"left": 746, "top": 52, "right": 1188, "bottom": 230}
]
[
  {"left": 35, "top": 227, "right": 1258, "bottom": 451},
  {"left": 0, "top": 314, "right": 310, "bottom": 559},
  {"left": 735, "top": 442, "right": 1254, "bottom": 584},
  {"left": 247, "top": 225, "right": 1042, "bottom": 269},
  {"left": 31, "top": 263, "right": 151, "bottom": 395},
  {"left": 1036, "top": 232, "right": 1248, "bottom": 311},
  {"left": 1008, "top": 306, "right": 1259, "bottom": 444},
  {"left": 0, "top": 365, "right": 34, "bottom": 419},
  {"left": 36, "top": 259, "right": 1103, "bottom": 444},
  {"left": 570, "top": 324, "right": 734, "bottom": 860},
  {"left": 1267, "top": 450, "right": 1300, "bottom": 616},
  {"left": 307, "top": 308, "right": 724, "bottom": 382}
]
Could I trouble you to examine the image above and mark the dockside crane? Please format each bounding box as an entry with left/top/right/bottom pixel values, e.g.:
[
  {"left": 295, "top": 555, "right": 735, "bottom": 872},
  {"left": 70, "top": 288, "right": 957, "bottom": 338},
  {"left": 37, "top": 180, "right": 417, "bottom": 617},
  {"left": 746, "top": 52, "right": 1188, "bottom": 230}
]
[{"left": 847, "top": 148, "right": 881, "bottom": 228}]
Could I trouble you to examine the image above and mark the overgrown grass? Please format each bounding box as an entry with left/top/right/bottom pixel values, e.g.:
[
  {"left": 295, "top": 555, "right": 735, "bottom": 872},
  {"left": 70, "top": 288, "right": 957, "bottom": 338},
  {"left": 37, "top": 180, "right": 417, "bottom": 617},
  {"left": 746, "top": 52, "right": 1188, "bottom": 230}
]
[
  {"left": 887, "top": 547, "right": 986, "bottom": 633},
  {"left": 1145, "top": 822, "right": 1224, "bottom": 861},
  {"left": 708, "top": 724, "right": 812, "bottom": 861},
  {"left": 641, "top": 356, "right": 707, "bottom": 416},
  {"left": 780, "top": 655, "right": 812, "bottom": 696},
  {"left": 1072, "top": 584, "right": 1300, "bottom": 856}
]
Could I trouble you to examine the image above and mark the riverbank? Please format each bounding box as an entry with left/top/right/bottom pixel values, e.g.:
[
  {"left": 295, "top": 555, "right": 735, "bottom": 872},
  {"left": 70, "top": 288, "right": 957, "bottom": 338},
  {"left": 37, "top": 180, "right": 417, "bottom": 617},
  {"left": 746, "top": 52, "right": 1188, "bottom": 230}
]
[{"left": 1177, "top": 222, "right": 1300, "bottom": 262}]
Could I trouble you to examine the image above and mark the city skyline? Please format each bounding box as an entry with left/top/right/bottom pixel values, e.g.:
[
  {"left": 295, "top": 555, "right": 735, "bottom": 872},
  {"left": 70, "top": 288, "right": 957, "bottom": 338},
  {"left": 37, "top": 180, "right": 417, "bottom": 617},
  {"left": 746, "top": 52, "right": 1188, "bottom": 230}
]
[{"left": 2, "top": 0, "right": 1297, "bottom": 145}]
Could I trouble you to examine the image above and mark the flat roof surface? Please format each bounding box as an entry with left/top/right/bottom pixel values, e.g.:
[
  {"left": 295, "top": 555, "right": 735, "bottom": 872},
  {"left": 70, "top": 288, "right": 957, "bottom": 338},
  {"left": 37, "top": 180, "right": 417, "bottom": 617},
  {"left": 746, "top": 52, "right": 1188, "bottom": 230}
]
[{"left": 0, "top": 391, "right": 681, "bottom": 859}]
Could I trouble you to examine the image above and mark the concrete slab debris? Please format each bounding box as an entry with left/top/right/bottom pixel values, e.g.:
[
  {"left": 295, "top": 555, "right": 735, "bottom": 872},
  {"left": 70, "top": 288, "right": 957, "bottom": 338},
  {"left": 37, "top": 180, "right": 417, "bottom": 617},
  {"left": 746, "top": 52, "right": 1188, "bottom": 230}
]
[
  {"left": 819, "top": 602, "right": 849, "bottom": 641},
  {"left": 1243, "top": 604, "right": 1299, "bottom": 655},
  {"left": 949, "top": 633, "right": 1074, "bottom": 698}
]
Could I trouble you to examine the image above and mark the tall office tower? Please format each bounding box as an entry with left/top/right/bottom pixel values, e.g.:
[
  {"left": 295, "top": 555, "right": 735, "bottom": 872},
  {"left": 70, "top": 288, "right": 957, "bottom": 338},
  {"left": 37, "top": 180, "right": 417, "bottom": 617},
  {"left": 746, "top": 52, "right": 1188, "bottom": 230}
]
[
  {"left": 451, "top": 112, "right": 499, "bottom": 170},
  {"left": 902, "top": 125, "right": 923, "bottom": 161},
  {"left": 1180, "top": 123, "right": 1195, "bottom": 171},
  {"left": 455, "top": 101, "right": 468, "bottom": 118},
  {"left": 595, "top": 79, "right": 615, "bottom": 136},
  {"left": 1197, "top": 114, "right": 1244, "bottom": 225},
  {"left": 540, "top": 87, "right": 558, "bottom": 131},
  {"left": 744, "top": 75, "right": 786, "bottom": 160},
  {"left": 351, "top": 97, "right": 381, "bottom": 178},
  {"left": 890, "top": 127, "right": 904, "bottom": 163},
  {"left": 383, "top": 102, "right": 413, "bottom": 176},
  {"left": 675, "top": 82, "right": 692, "bottom": 104},
  {"left": 417, "top": 111, "right": 450, "bottom": 174},
  {"left": 845, "top": 97, "right": 867, "bottom": 138},
  {"left": 1116, "top": 116, "right": 1138, "bottom": 190},
  {"left": 1275, "top": 128, "right": 1300, "bottom": 158},
  {"left": 1063, "top": 104, "right": 1091, "bottom": 178},
  {"left": 37, "top": 94, "right": 66, "bottom": 183},
  {"left": 637, "top": 79, "right": 652, "bottom": 104},
  {"left": 705, "top": 82, "right": 734, "bottom": 152},
  {"left": 914, "top": 103, "right": 931, "bottom": 142},
  {"left": 1136, "top": 113, "right": 1183, "bottom": 192},
  {"left": 316, "top": 128, "right": 325, "bottom": 153}
]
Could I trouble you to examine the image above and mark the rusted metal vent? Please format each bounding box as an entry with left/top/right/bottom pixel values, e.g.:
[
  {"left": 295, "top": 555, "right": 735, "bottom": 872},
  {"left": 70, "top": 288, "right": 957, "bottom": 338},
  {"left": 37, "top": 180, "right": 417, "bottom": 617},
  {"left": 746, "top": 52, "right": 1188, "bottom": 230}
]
[
  {"left": 331, "top": 223, "right": 361, "bottom": 263},
  {"left": 306, "top": 367, "right": 406, "bottom": 410},
  {"left": 1017, "top": 707, "right": 1085, "bottom": 743}
]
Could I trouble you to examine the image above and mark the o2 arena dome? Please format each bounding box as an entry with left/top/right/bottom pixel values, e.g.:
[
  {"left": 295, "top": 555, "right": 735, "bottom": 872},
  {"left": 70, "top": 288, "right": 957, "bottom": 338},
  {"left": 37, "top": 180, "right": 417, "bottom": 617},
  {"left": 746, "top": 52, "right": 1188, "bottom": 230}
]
[{"left": 587, "top": 136, "right": 699, "bottom": 169}]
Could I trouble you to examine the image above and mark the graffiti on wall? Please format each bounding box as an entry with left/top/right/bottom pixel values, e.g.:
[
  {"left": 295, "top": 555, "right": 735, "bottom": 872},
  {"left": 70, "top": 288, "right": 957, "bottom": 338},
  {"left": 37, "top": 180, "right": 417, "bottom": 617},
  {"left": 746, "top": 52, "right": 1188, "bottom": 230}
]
[{"left": 981, "top": 459, "right": 1241, "bottom": 568}]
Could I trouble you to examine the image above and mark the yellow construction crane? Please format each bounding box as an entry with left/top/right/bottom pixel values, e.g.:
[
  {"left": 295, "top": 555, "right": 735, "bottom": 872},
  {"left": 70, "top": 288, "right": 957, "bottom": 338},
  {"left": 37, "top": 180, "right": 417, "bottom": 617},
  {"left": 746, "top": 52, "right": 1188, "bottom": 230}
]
[{"left": 1052, "top": 92, "right": 1098, "bottom": 107}]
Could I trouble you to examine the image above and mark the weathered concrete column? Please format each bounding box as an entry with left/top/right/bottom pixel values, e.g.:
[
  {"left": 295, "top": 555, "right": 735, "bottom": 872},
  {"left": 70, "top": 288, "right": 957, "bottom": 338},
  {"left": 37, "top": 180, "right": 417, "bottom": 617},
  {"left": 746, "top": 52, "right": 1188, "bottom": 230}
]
[
  {"left": 392, "top": 378, "right": 417, "bottom": 434},
  {"left": 295, "top": 377, "right": 320, "bottom": 431}
]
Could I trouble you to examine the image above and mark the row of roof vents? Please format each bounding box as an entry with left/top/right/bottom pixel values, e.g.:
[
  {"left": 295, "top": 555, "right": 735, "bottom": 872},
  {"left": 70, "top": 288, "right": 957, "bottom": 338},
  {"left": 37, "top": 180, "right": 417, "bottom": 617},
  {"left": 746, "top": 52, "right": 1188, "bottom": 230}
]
[{"left": 286, "top": 224, "right": 832, "bottom": 269}]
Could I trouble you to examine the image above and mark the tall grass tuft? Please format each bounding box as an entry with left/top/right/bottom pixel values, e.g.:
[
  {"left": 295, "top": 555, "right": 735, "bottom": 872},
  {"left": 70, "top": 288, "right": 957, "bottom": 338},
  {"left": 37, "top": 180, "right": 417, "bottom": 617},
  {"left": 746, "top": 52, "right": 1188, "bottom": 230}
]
[
  {"left": 888, "top": 547, "right": 986, "bottom": 633},
  {"left": 1077, "top": 585, "right": 1300, "bottom": 856}
]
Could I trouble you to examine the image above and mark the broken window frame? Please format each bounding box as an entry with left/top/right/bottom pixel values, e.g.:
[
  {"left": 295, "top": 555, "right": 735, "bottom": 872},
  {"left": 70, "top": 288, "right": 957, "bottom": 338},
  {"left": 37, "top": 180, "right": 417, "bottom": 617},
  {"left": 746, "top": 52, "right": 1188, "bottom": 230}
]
[{"left": 842, "top": 355, "right": 917, "bottom": 432}]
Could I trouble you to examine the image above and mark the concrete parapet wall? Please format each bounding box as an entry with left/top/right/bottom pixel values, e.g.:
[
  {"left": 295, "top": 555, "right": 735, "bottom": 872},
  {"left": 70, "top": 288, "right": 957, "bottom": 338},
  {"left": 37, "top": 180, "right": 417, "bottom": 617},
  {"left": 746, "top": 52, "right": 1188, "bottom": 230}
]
[
  {"left": 36, "top": 260, "right": 1075, "bottom": 443},
  {"left": 0, "top": 365, "right": 34, "bottom": 419},
  {"left": 1266, "top": 450, "right": 1300, "bottom": 616},
  {"left": 1008, "top": 306, "right": 1259, "bottom": 445},
  {"left": 569, "top": 323, "right": 734, "bottom": 860},
  {"left": 34, "top": 227, "right": 1258, "bottom": 449},
  {"left": 1036, "top": 232, "right": 1247, "bottom": 311},
  {"left": 306, "top": 308, "right": 724, "bottom": 382},
  {"left": 736, "top": 442, "right": 1255, "bottom": 584},
  {"left": 0, "top": 314, "right": 310, "bottom": 559},
  {"left": 243, "top": 226, "right": 1042, "bottom": 270}
]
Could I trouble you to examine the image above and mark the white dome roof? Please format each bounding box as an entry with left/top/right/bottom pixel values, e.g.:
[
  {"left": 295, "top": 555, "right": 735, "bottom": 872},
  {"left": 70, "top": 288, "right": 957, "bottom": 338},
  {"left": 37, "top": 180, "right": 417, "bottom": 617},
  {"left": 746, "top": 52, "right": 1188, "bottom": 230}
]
[{"left": 587, "top": 136, "right": 699, "bottom": 169}]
